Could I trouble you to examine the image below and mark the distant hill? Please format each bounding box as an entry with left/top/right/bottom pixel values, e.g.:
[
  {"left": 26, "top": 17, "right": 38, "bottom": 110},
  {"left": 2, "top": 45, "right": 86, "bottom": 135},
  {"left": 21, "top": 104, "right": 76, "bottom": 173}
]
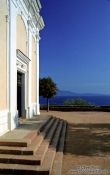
[
  {"left": 56, "top": 90, "right": 109, "bottom": 97},
  {"left": 57, "top": 90, "right": 79, "bottom": 96}
]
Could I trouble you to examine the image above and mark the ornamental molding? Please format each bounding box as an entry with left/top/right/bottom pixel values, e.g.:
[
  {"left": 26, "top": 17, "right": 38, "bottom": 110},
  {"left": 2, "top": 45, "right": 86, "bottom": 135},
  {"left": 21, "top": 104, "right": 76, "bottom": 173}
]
[
  {"left": 16, "top": 60, "right": 27, "bottom": 73},
  {"left": 16, "top": 49, "right": 30, "bottom": 64},
  {"left": 10, "top": 0, "right": 44, "bottom": 32},
  {"left": 23, "top": 0, "right": 45, "bottom": 31}
]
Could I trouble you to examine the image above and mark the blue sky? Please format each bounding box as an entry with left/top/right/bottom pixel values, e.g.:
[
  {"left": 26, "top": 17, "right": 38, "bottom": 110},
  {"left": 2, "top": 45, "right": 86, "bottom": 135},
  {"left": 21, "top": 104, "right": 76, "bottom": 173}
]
[{"left": 40, "top": 0, "right": 110, "bottom": 94}]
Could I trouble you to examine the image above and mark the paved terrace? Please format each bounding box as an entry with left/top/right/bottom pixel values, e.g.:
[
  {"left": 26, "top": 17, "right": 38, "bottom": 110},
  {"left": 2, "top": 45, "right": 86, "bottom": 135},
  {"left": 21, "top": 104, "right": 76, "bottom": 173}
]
[
  {"left": 0, "top": 115, "right": 50, "bottom": 140},
  {"left": 0, "top": 111, "right": 110, "bottom": 174},
  {"left": 41, "top": 111, "right": 110, "bottom": 175}
]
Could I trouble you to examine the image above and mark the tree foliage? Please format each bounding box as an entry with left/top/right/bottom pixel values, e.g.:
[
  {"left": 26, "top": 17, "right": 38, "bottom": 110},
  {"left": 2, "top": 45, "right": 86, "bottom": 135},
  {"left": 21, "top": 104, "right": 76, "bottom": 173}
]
[
  {"left": 64, "top": 98, "right": 91, "bottom": 106},
  {"left": 39, "top": 77, "right": 58, "bottom": 111}
]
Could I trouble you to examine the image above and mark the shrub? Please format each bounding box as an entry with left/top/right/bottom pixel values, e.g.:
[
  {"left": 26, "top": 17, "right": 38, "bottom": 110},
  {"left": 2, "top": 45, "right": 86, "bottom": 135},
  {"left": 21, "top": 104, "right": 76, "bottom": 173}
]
[{"left": 64, "top": 98, "right": 92, "bottom": 106}]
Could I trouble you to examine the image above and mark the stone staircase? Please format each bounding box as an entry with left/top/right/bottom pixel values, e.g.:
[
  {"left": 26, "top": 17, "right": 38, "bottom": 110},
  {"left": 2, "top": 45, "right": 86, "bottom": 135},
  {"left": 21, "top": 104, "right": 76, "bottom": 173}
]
[{"left": 0, "top": 116, "right": 67, "bottom": 175}]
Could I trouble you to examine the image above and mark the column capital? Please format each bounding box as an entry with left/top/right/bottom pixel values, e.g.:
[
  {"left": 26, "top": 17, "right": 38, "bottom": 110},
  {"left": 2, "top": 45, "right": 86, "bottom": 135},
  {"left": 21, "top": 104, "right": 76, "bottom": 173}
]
[{"left": 36, "top": 33, "right": 41, "bottom": 42}]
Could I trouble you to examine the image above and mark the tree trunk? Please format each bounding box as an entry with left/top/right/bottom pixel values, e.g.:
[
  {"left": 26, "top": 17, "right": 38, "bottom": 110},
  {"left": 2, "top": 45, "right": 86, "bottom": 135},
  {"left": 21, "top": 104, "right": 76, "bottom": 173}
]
[{"left": 47, "top": 98, "right": 49, "bottom": 112}]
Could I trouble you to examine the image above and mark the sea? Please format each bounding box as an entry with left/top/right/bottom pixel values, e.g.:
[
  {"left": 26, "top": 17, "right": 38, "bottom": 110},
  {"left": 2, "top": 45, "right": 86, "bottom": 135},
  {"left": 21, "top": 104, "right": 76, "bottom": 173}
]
[{"left": 40, "top": 95, "right": 110, "bottom": 106}]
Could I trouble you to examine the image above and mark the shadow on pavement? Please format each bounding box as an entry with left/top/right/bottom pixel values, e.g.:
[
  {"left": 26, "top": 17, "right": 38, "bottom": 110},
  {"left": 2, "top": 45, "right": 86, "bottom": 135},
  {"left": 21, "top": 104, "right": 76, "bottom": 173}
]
[{"left": 64, "top": 123, "right": 110, "bottom": 156}]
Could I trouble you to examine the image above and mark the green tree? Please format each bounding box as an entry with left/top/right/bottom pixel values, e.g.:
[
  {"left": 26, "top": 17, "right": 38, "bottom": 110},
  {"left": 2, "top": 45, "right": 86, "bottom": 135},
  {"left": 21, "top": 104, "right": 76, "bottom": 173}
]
[{"left": 39, "top": 77, "right": 58, "bottom": 111}]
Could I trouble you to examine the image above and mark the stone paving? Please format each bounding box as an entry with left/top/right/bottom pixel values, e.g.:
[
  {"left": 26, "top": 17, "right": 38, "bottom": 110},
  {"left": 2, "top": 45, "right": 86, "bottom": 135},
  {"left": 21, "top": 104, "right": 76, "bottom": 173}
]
[
  {"left": 0, "top": 111, "right": 110, "bottom": 174},
  {"left": 0, "top": 115, "right": 49, "bottom": 140},
  {"left": 41, "top": 111, "right": 110, "bottom": 175}
]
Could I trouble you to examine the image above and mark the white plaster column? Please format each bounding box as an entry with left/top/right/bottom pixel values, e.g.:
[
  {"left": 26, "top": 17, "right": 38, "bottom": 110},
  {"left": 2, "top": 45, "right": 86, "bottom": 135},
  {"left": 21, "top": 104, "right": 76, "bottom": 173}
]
[
  {"left": 36, "top": 30, "right": 40, "bottom": 115},
  {"left": 6, "top": 8, "right": 9, "bottom": 111},
  {"left": 8, "top": 0, "right": 18, "bottom": 130},
  {"left": 27, "top": 23, "right": 32, "bottom": 118}
]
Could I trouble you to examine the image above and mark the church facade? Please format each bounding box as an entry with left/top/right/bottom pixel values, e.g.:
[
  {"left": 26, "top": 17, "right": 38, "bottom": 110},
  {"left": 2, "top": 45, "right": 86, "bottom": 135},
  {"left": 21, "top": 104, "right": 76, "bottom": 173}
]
[{"left": 0, "top": 0, "right": 44, "bottom": 136}]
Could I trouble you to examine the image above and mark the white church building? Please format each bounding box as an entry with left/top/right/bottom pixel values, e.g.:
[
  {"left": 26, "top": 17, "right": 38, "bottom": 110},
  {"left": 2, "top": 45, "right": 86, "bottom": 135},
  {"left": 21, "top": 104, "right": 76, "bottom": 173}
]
[{"left": 0, "top": 0, "right": 44, "bottom": 136}]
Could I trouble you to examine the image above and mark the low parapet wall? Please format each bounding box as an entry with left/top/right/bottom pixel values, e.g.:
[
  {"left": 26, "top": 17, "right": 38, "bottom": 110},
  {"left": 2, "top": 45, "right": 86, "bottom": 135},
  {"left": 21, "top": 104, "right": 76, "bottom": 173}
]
[{"left": 40, "top": 105, "right": 110, "bottom": 112}]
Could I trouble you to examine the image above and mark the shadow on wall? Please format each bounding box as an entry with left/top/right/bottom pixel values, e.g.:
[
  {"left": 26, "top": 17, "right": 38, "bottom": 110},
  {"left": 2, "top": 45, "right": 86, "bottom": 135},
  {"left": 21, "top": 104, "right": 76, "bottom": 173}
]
[{"left": 64, "top": 123, "right": 110, "bottom": 156}]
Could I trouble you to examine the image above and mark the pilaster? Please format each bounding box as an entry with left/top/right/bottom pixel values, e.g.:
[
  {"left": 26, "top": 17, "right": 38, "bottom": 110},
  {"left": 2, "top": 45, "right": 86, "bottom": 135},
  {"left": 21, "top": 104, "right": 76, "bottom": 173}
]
[
  {"left": 8, "top": 0, "right": 18, "bottom": 130},
  {"left": 36, "top": 30, "right": 40, "bottom": 115},
  {"left": 27, "top": 21, "right": 32, "bottom": 118}
]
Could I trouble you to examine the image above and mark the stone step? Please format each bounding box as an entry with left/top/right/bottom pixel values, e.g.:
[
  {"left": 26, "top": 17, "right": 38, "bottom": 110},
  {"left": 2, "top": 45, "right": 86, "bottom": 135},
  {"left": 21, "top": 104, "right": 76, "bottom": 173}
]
[
  {"left": 0, "top": 117, "right": 67, "bottom": 174},
  {"left": 0, "top": 119, "right": 61, "bottom": 166},
  {"left": 0, "top": 146, "right": 33, "bottom": 155},
  {"left": 29, "top": 117, "right": 56, "bottom": 154},
  {"left": 23, "top": 131, "right": 38, "bottom": 145},
  {"left": 0, "top": 163, "right": 49, "bottom": 175},
  {"left": 51, "top": 122, "right": 67, "bottom": 175},
  {"left": 0, "top": 139, "right": 28, "bottom": 147},
  {"left": 57, "top": 121, "right": 67, "bottom": 152},
  {"left": 0, "top": 117, "right": 55, "bottom": 156},
  {"left": 34, "top": 118, "right": 60, "bottom": 165},
  {"left": 24, "top": 116, "right": 53, "bottom": 144},
  {"left": 37, "top": 116, "right": 53, "bottom": 133},
  {"left": 0, "top": 154, "right": 40, "bottom": 165},
  {"left": 0, "top": 116, "right": 52, "bottom": 148},
  {"left": 40, "top": 120, "right": 64, "bottom": 173}
]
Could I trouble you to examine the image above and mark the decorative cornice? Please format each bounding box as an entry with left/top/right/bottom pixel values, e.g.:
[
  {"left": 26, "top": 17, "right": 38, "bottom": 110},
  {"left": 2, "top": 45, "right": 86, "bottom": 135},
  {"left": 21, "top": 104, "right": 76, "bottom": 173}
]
[
  {"left": 10, "top": 0, "right": 45, "bottom": 32},
  {"left": 16, "top": 49, "right": 30, "bottom": 64},
  {"left": 23, "top": 0, "right": 45, "bottom": 31},
  {"left": 36, "top": 0, "right": 42, "bottom": 9},
  {"left": 38, "top": 16, "right": 45, "bottom": 30}
]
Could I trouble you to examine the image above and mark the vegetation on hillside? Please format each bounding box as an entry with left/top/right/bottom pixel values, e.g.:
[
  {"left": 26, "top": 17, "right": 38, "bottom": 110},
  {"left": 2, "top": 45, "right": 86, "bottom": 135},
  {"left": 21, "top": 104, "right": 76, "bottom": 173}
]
[{"left": 64, "top": 98, "right": 93, "bottom": 106}]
